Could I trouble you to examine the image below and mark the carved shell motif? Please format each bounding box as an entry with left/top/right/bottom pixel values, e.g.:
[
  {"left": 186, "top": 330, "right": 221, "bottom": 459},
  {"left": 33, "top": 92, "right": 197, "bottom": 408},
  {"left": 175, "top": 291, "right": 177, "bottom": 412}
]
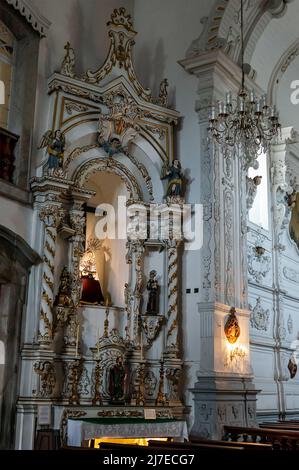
[{"left": 224, "top": 307, "right": 241, "bottom": 344}]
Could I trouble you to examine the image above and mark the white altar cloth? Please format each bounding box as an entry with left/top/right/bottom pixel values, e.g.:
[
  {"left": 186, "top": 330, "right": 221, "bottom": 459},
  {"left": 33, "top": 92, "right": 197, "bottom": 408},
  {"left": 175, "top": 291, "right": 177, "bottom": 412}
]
[{"left": 67, "top": 418, "right": 188, "bottom": 446}]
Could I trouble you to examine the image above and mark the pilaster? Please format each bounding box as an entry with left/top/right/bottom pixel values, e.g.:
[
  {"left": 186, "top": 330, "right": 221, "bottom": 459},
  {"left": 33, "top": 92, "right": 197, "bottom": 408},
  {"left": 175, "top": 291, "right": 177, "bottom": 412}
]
[{"left": 180, "top": 49, "right": 259, "bottom": 437}]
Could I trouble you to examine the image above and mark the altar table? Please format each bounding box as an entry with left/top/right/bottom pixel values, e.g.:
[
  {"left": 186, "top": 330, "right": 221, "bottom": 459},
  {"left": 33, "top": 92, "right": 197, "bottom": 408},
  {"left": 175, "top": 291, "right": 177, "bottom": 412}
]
[{"left": 67, "top": 417, "right": 188, "bottom": 446}]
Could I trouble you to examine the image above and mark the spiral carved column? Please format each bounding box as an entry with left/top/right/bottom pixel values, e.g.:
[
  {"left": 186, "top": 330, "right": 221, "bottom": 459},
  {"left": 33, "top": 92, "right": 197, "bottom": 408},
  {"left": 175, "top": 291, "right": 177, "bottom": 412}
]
[
  {"left": 69, "top": 207, "right": 86, "bottom": 308},
  {"left": 38, "top": 204, "right": 65, "bottom": 345},
  {"left": 165, "top": 239, "right": 180, "bottom": 357},
  {"left": 131, "top": 240, "right": 145, "bottom": 348}
]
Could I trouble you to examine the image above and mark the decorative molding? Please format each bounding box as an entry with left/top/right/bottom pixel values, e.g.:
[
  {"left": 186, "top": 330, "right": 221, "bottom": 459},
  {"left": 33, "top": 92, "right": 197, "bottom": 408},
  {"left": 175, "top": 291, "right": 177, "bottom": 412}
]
[
  {"left": 81, "top": 8, "right": 154, "bottom": 104},
  {"left": 5, "top": 0, "right": 51, "bottom": 36},
  {"left": 142, "top": 315, "right": 165, "bottom": 348},
  {"left": 65, "top": 101, "right": 89, "bottom": 116},
  {"left": 33, "top": 361, "right": 56, "bottom": 397},
  {"left": 144, "top": 369, "right": 157, "bottom": 399},
  {"left": 283, "top": 266, "right": 299, "bottom": 284},
  {"left": 249, "top": 297, "right": 270, "bottom": 332},
  {"left": 287, "top": 314, "right": 293, "bottom": 335},
  {"left": 73, "top": 157, "right": 142, "bottom": 200},
  {"left": 247, "top": 245, "right": 271, "bottom": 284}
]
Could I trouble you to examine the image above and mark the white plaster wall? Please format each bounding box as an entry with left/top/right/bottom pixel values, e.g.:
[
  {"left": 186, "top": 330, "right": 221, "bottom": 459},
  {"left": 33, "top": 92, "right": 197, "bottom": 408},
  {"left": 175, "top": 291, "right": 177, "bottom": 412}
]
[
  {"left": 30, "top": 0, "right": 134, "bottom": 172},
  {"left": 133, "top": 0, "right": 214, "bottom": 402},
  {"left": 0, "top": 195, "right": 33, "bottom": 245}
]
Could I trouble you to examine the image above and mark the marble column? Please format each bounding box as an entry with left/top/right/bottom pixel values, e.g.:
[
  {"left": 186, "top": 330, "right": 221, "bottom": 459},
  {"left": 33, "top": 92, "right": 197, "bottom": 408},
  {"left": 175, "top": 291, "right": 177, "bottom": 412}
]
[{"left": 31, "top": 176, "right": 72, "bottom": 347}]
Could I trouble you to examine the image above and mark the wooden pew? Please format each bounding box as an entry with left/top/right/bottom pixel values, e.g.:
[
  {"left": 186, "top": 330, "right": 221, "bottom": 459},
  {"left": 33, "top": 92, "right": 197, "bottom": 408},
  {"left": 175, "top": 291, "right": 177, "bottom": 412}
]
[
  {"left": 188, "top": 437, "right": 272, "bottom": 451},
  {"left": 260, "top": 422, "right": 299, "bottom": 431},
  {"left": 224, "top": 425, "right": 299, "bottom": 450},
  {"left": 100, "top": 441, "right": 244, "bottom": 452}
]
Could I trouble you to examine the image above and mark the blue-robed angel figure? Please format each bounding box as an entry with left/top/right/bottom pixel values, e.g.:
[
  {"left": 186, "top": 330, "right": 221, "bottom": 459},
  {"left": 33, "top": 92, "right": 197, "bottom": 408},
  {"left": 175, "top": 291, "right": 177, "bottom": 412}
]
[
  {"left": 99, "top": 136, "right": 122, "bottom": 157},
  {"left": 161, "top": 159, "right": 184, "bottom": 199},
  {"left": 39, "top": 129, "right": 65, "bottom": 175}
]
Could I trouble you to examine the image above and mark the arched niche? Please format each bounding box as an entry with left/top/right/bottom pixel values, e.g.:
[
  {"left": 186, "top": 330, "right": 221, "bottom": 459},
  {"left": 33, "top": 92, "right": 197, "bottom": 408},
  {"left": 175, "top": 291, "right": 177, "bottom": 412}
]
[
  {"left": 81, "top": 171, "right": 130, "bottom": 308},
  {"left": 64, "top": 128, "right": 166, "bottom": 203}
]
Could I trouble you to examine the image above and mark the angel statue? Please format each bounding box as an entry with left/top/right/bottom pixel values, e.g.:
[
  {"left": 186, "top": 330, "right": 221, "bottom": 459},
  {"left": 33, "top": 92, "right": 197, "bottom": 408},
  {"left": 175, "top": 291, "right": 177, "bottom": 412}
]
[
  {"left": 161, "top": 159, "right": 185, "bottom": 201},
  {"left": 39, "top": 129, "right": 65, "bottom": 176}
]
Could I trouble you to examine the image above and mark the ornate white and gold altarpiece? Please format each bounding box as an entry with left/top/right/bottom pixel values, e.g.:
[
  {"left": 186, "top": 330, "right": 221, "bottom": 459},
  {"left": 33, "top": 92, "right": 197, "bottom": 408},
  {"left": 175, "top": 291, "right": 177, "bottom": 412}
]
[{"left": 15, "top": 8, "right": 187, "bottom": 449}]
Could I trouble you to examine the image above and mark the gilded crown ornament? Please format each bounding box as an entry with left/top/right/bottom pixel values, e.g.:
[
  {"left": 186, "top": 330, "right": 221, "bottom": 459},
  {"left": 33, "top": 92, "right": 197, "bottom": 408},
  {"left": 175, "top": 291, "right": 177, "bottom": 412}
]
[{"left": 107, "top": 7, "right": 134, "bottom": 31}]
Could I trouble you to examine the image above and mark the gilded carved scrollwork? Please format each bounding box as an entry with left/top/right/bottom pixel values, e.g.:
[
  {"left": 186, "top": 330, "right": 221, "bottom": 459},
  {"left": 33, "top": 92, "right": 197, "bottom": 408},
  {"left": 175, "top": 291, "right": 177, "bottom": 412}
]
[
  {"left": 33, "top": 361, "right": 56, "bottom": 398},
  {"left": 247, "top": 245, "right": 271, "bottom": 284},
  {"left": 142, "top": 315, "right": 165, "bottom": 348},
  {"left": 165, "top": 240, "right": 180, "bottom": 357},
  {"left": 249, "top": 297, "right": 270, "bottom": 332},
  {"left": 74, "top": 158, "right": 142, "bottom": 200}
]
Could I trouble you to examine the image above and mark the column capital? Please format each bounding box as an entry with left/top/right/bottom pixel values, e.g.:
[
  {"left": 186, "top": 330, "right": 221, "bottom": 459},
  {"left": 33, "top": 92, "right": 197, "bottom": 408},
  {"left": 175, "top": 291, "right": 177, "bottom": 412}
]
[
  {"left": 179, "top": 49, "right": 264, "bottom": 96},
  {"left": 39, "top": 204, "right": 65, "bottom": 228}
]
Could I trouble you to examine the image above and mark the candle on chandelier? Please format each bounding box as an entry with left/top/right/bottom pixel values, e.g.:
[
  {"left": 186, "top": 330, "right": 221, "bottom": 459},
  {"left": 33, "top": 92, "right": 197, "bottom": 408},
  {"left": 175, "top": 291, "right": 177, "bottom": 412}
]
[
  {"left": 218, "top": 101, "right": 224, "bottom": 115},
  {"left": 261, "top": 94, "right": 267, "bottom": 108},
  {"left": 97, "top": 325, "right": 100, "bottom": 357},
  {"left": 226, "top": 91, "right": 232, "bottom": 105},
  {"left": 269, "top": 105, "right": 276, "bottom": 118},
  {"left": 209, "top": 106, "right": 216, "bottom": 120},
  {"left": 255, "top": 101, "right": 261, "bottom": 113},
  {"left": 140, "top": 330, "right": 144, "bottom": 361},
  {"left": 238, "top": 98, "right": 245, "bottom": 112},
  {"left": 249, "top": 89, "right": 255, "bottom": 103},
  {"left": 75, "top": 325, "right": 80, "bottom": 358}
]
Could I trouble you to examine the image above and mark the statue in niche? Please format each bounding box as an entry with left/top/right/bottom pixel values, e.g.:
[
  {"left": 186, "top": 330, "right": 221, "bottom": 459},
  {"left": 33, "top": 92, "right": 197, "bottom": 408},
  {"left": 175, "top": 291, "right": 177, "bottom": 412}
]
[
  {"left": 55, "top": 266, "right": 73, "bottom": 307},
  {"left": 108, "top": 356, "right": 126, "bottom": 404},
  {"left": 79, "top": 237, "right": 105, "bottom": 305},
  {"left": 80, "top": 272, "right": 104, "bottom": 305},
  {"left": 161, "top": 159, "right": 185, "bottom": 200},
  {"left": 146, "top": 270, "right": 159, "bottom": 315},
  {"left": 39, "top": 129, "right": 65, "bottom": 176}
]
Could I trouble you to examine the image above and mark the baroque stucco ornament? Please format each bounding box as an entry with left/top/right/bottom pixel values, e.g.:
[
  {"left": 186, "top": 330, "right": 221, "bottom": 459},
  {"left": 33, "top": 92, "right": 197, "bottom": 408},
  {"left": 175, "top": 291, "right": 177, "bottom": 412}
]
[
  {"left": 249, "top": 297, "right": 270, "bottom": 332},
  {"left": 247, "top": 245, "right": 271, "bottom": 284}
]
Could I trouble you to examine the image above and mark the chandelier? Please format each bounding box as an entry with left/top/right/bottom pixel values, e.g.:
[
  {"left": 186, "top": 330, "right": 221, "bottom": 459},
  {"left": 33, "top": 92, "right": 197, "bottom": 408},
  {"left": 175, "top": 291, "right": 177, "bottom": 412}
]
[{"left": 208, "top": 0, "right": 281, "bottom": 168}]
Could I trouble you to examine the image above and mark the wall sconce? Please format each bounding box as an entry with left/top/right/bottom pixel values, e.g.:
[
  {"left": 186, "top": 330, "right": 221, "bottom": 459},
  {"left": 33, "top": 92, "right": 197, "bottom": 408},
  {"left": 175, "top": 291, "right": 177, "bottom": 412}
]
[
  {"left": 254, "top": 246, "right": 265, "bottom": 256},
  {"left": 224, "top": 307, "right": 241, "bottom": 344},
  {"left": 226, "top": 344, "right": 246, "bottom": 362}
]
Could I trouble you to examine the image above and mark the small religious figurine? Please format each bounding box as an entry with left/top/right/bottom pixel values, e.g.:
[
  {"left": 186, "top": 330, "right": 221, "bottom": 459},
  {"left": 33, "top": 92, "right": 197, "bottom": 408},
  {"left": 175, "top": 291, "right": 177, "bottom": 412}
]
[
  {"left": 224, "top": 307, "right": 241, "bottom": 344},
  {"left": 161, "top": 159, "right": 184, "bottom": 200},
  {"left": 146, "top": 270, "right": 159, "bottom": 315},
  {"left": 158, "top": 78, "right": 169, "bottom": 107},
  {"left": 55, "top": 266, "right": 73, "bottom": 307},
  {"left": 108, "top": 356, "right": 126, "bottom": 404},
  {"left": 60, "top": 41, "right": 75, "bottom": 78},
  {"left": 39, "top": 129, "right": 65, "bottom": 175},
  {"left": 98, "top": 136, "right": 122, "bottom": 157}
]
